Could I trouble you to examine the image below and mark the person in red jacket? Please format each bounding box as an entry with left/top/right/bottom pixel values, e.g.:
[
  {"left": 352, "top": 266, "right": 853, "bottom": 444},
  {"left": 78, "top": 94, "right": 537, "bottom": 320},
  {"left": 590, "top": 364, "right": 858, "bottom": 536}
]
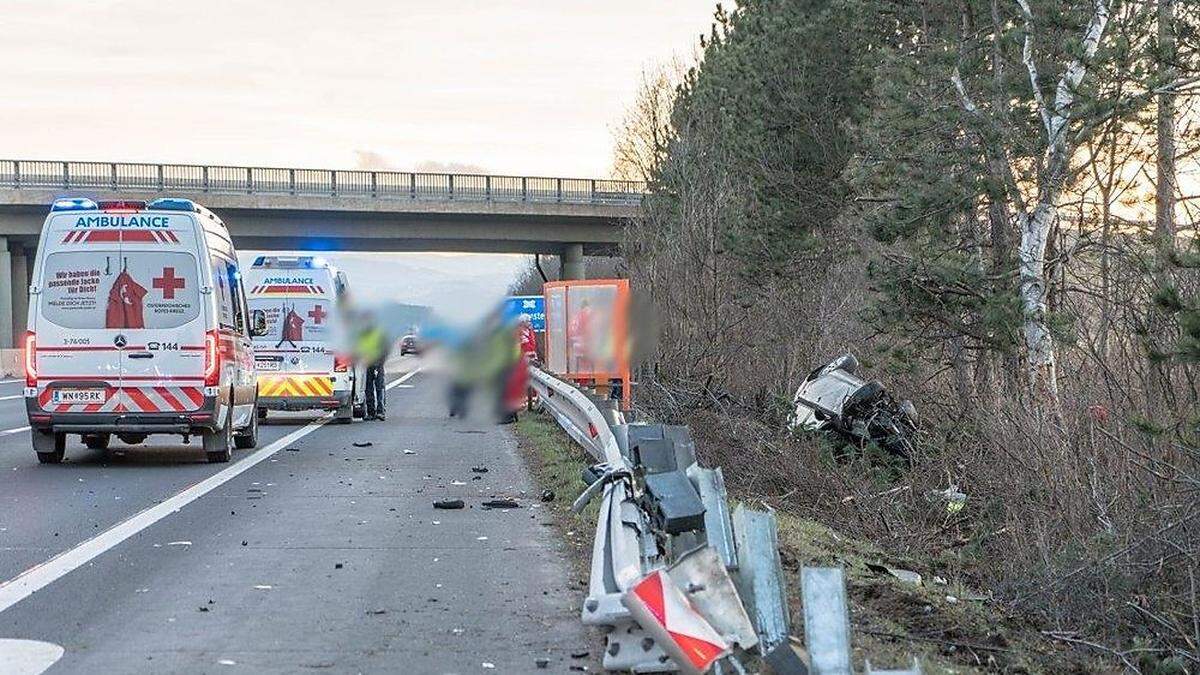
[{"left": 517, "top": 314, "right": 539, "bottom": 363}]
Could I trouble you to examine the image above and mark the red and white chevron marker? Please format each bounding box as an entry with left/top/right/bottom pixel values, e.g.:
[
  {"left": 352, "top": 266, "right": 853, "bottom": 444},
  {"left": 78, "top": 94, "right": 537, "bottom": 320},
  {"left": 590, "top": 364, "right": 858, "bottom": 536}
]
[{"left": 622, "top": 569, "right": 730, "bottom": 674}]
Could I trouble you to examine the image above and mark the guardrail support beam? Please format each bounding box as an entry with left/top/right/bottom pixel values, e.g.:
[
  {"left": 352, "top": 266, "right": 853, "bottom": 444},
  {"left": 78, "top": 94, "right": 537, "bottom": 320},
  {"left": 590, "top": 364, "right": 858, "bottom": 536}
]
[{"left": 561, "top": 243, "right": 585, "bottom": 280}]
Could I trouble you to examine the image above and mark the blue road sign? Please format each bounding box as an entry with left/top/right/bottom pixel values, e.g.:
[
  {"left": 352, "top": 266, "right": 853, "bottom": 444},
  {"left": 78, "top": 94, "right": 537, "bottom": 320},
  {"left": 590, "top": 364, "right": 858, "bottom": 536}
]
[{"left": 504, "top": 295, "right": 546, "bottom": 332}]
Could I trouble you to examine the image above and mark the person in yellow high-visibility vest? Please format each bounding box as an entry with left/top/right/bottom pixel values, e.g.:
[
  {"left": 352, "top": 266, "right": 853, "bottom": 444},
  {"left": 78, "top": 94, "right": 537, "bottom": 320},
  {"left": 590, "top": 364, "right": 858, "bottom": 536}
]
[{"left": 356, "top": 318, "right": 390, "bottom": 421}]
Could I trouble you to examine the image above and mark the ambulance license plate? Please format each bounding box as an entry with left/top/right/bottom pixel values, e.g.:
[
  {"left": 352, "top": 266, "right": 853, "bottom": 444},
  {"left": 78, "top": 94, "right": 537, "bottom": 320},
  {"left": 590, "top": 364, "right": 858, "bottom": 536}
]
[
  {"left": 51, "top": 389, "right": 107, "bottom": 405},
  {"left": 255, "top": 360, "right": 281, "bottom": 371}
]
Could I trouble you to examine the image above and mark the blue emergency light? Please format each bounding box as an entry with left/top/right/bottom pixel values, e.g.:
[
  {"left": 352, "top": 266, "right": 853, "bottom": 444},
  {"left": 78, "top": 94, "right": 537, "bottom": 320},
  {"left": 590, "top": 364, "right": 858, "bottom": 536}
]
[
  {"left": 50, "top": 197, "right": 99, "bottom": 212},
  {"left": 147, "top": 198, "right": 198, "bottom": 212}
]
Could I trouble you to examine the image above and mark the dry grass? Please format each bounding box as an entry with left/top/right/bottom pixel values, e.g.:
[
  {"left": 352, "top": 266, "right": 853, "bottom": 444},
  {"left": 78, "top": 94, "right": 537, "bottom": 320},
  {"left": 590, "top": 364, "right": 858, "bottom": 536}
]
[{"left": 512, "top": 407, "right": 1114, "bottom": 672}]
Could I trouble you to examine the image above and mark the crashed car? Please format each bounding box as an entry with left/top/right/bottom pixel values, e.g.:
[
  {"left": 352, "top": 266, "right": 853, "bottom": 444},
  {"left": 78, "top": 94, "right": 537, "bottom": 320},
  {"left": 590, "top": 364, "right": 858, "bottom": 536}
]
[{"left": 790, "top": 354, "right": 918, "bottom": 458}]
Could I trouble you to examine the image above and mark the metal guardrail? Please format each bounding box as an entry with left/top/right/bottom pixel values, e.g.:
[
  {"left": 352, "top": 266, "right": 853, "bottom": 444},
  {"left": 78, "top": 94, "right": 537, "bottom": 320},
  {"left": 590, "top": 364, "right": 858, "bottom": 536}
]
[
  {"left": 0, "top": 159, "right": 647, "bottom": 207},
  {"left": 530, "top": 365, "right": 923, "bottom": 674}
]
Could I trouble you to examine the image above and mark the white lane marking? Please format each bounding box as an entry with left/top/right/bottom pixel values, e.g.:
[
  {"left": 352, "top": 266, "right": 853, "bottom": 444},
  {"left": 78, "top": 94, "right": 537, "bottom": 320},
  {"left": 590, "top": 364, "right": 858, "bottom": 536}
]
[
  {"left": 1, "top": 426, "right": 30, "bottom": 435},
  {"left": 0, "top": 639, "right": 64, "bottom": 674},
  {"left": 0, "top": 368, "right": 422, "bottom": 615},
  {"left": 386, "top": 372, "right": 417, "bottom": 391},
  {"left": 0, "top": 394, "right": 23, "bottom": 401}
]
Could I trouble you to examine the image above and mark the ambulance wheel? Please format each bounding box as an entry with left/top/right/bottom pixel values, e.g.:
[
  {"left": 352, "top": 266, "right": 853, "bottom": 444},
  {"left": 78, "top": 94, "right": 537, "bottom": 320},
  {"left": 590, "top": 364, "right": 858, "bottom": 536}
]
[
  {"left": 203, "top": 413, "right": 233, "bottom": 463},
  {"left": 83, "top": 433, "right": 111, "bottom": 451},
  {"left": 33, "top": 431, "right": 66, "bottom": 464},
  {"left": 234, "top": 409, "right": 259, "bottom": 450}
]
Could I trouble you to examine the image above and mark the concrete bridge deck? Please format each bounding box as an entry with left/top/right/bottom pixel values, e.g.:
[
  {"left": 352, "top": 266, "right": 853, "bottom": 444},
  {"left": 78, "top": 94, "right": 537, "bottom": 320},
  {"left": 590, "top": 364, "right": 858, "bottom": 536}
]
[{"left": 0, "top": 160, "right": 645, "bottom": 346}]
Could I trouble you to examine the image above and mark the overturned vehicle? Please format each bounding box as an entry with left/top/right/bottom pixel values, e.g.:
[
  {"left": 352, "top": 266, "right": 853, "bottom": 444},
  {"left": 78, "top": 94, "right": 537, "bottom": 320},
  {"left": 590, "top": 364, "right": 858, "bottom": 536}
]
[{"left": 790, "top": 354, "right": 918, "bottom": 458}]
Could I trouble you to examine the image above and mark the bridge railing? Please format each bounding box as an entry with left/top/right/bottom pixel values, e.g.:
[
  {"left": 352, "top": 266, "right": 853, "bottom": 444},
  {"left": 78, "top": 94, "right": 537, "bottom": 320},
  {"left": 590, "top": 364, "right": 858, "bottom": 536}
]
[{"left": 0, "top": 159, "right": 646, "bottom": 207}]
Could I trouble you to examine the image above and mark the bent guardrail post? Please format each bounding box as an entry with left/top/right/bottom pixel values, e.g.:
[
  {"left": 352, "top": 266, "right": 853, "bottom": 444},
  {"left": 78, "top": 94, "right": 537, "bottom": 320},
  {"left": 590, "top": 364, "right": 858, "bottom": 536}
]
[
  {"left": 730, "top": 504, "right": 791, "bottom": 654},
  {"left": 802, "top": 567, "right": 854, "bottom": 675}
]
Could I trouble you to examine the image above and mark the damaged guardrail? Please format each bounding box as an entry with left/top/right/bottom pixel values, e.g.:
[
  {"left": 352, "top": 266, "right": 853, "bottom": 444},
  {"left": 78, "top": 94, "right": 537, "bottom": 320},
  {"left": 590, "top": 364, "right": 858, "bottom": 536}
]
[{"left": 530, "top": 366, "right": 923, "bottom": 674}]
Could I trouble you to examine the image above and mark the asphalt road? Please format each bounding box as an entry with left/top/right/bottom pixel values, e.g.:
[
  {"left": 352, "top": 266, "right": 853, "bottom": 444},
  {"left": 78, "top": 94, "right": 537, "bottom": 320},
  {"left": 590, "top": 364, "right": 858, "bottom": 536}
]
[{"left": 0, "top": 358, "right": 590, "bottom": 674}]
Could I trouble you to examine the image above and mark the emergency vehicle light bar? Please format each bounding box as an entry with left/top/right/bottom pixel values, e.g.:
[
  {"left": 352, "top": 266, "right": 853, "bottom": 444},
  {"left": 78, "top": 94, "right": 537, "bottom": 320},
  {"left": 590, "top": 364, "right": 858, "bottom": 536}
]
[
  {"left": 50, "top": 197, "right": 99, "bottom": 212},
  {"left": 97, "top": 200, "right": 146, "bottom": 212},
  {"left": 252, "top": 256, "right": 330, "bottom": 269},
  {"left": 147, "top": 197, "right": 198, "bottom": 212}
]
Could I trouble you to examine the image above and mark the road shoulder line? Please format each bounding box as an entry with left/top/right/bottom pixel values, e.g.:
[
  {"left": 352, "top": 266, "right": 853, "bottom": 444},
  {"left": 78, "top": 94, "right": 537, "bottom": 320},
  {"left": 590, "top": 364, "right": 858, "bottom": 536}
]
[{"left": 0, "top": 368, "right": 421, "bottom": 615}]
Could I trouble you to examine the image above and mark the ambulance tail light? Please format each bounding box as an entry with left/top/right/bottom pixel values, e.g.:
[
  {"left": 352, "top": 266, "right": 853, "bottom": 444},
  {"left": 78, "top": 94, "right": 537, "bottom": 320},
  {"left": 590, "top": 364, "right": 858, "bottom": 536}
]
[
  {"left": 203, "top": 330, "right": 222, "bottom": 387},
  {"left": 23, "top": 331, "right": 37, "bottom": 387},
  {"left": 333, "top": 353, "right": 351, "bottom": 373}
]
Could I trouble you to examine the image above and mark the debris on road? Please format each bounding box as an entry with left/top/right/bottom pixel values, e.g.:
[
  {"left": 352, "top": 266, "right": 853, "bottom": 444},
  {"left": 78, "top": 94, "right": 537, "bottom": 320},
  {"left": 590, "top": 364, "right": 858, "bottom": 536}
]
[
  {"left": 866, "top": 562, "right": 922, "bottom": 585},
  {"left": 471, "top": 466, "right": 489, "bottom": 473},
  {"left": 540, "top": 489, "right": 556, "bottom": 502},
  {"left": 165, "top": 541, "right": 192, "bottom": 547},
  {"left": 434, "top": 499, "right": 465, "bottom": 510},
  {"left": 535, "top": 657, "right": 550, "bottom": 668},
  {"left": 253, "top": 584, "right": 273, "bottom": 590},
  {"left": 790, "top": 353, "right": 918, "bottom": 458},
  {"left": 927, "top": 484, "right": 967, "bottom": 513},
  {"left": 403, "top": 449, "right": 417, "bottom": 455},
  {"left": 366, "top": 608, "right": 387, "bottom": 615},
  {"left": 352, "top": 441, "right": 373, "bottom": 448},
  {"left": 482, "top": 499, "right": 520, "bottom": 509}
]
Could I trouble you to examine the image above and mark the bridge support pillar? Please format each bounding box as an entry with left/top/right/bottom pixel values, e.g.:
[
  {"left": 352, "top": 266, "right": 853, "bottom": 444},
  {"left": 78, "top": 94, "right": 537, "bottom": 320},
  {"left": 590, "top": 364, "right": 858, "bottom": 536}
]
[
  {"left": 11, "top": 246, "right": 27, "bottom": 343},
  {"left": 0, "top": 237, "right": 11, "bottom": 349},
  {"left": 560, "top": 243, "right": 584, "bottom": 281}
]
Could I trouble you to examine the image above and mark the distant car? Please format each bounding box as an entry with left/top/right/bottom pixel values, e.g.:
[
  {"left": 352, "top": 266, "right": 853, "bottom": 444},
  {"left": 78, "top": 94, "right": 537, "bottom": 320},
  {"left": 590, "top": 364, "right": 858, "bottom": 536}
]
[
  {"left": 399, "top": 334, "right": 421, "bottom": 355},
  {"left": 790, "top": 354, "right": 918, "bottom": 458}
]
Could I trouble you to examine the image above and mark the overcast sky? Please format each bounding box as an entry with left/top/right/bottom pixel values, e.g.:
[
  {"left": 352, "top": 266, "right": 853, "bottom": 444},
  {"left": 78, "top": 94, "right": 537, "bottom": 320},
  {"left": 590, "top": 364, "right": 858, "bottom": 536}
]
[
  {"left": 2, "top": 0, "right": 709, "bottom": 177},
  {"left": 3, "top": 1, "right": 712, "bottom": 321}
]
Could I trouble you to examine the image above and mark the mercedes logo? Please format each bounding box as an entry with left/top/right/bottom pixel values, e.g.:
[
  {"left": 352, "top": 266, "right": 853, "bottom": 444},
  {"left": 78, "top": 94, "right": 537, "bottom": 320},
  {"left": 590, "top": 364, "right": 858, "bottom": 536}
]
[{"left": 114, "top": 334, "right": 127, "bottom": 349}]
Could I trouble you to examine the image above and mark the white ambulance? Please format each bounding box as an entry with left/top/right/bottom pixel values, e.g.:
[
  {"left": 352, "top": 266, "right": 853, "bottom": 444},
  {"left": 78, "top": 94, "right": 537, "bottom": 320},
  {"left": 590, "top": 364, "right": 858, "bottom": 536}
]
[
  {"left": 245, "top": 256, "right": 363, "bottom": 422},
  {"left": 24, "top": 197, "right": 266, "bottom": 464}
]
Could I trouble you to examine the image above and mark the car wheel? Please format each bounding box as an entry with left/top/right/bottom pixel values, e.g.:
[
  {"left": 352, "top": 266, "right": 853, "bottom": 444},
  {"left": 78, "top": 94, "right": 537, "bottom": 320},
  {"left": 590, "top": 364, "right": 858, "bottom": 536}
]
[
  {"left": 833, "top": 353, "right": 859, "bottom": 374},
  {"left": 83, "top": 433, "right": 111, "bottom": 451},
  {"left": 33, "top": 430, "right": 66, "bottom": 464},
  {"left": 203, "top": 409, "right": 233, "bottom": 463},
  {"left": 844, "top": 380, "right": 885, "bottom": 412},
  {"left": 234, "top": 406, "right": 259, "bottom": 449}
]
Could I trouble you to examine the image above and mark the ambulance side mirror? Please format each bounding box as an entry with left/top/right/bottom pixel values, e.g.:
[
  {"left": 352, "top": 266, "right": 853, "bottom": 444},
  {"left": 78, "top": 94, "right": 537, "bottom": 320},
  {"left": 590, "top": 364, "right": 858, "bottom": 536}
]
[{"left": 250, "top": 310, "right": 269, "bottom": 337}]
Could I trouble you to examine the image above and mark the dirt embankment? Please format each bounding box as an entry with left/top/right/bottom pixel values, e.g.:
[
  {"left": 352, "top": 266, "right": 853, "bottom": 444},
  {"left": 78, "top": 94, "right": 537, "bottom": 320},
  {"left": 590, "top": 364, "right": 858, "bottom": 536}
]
[{"left": 512, "top": 411, "right": 1108, "bottom": 674}]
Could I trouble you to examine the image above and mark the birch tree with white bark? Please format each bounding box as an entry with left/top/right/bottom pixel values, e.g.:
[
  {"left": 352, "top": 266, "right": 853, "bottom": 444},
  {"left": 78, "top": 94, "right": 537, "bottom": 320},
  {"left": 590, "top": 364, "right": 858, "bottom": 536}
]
[{"left": 953, "top": 0, "right": 1113, "bottom": 412}]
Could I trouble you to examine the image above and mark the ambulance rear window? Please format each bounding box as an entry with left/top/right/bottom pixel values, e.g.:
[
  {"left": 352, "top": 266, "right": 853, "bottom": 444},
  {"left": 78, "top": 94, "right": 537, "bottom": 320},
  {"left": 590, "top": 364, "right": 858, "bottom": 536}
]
[
  {"left": 40, "top": 252, "right": 201, "bottom": 329},
  {"left": 248, "top": 297, "right": 337, "bottom": 344}
]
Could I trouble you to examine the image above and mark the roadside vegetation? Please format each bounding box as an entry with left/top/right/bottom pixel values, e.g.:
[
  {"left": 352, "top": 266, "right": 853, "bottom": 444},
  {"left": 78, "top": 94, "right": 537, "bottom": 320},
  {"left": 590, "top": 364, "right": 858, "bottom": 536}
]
[
  {"left": 514, "top": 408, "right": 1101, "bottom": 672},
  {"left": 518, "top": 0, "right": 1200, "bottom": 670}
]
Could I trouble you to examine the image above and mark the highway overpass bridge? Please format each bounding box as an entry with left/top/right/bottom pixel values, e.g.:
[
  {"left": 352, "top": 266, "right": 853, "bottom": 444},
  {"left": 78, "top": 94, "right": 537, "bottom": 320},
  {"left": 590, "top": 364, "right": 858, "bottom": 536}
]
[{"left": 0, "top": 159, "right": 644, "bottom": 346}]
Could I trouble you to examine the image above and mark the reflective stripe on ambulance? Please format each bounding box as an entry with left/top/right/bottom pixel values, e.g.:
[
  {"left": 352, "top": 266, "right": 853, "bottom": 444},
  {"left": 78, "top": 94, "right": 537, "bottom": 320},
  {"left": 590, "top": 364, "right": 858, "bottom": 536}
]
[{"left": 257, "top": 375, "right": 334, "bottom": 397}]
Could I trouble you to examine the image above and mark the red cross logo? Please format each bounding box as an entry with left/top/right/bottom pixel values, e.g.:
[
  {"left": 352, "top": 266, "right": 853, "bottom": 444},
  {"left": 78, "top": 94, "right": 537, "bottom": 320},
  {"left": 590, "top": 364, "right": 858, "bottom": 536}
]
[
  {"left": 307, "top": 304, "right": 327, "bottom": 325},
  {"left": 153, "top": 267, "right": 186, "bottom": 299}
]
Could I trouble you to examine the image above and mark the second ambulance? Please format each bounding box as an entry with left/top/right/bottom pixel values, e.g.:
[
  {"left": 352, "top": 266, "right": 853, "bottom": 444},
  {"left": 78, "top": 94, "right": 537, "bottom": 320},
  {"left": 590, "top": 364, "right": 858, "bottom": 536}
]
[{"left": 246, "top": 256, "right": 363, "bottom": 422}]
